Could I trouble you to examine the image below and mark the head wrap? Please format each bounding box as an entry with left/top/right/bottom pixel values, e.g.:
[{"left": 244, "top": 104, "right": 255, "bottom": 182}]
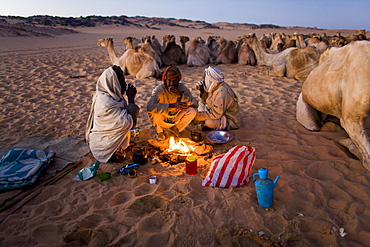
[
  {"left": 204, "top": 66, "right": 224, "bottom": 93},
  {"left": 95, "top": 67, "right": 123, "bottom": 101},
  {"left": 162, "top": 66, "right": 182, "bottom": 83}
]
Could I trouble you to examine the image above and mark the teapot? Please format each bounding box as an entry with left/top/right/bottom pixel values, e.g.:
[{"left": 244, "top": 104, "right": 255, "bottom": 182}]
[{"left": 132, "top": 147, "right": 148, "bottom": 165}]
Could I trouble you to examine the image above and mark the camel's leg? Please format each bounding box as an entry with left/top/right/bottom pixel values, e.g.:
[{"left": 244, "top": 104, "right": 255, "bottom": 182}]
[
  {"left": 341, "top": 116, "right": 370, "bottom": 171},
  {"left": 135, "top": 69, "right": 150, "bottom": 79},
  {"left": 296, "top": 93, "right": 321, "bottom": 131}
]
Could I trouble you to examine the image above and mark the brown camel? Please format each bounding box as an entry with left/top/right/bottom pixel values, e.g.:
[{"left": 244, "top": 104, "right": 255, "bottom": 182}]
[
  {"left": 241, "top": 33, "right": 320, "bottom": 81},
  {"left": 259, "top": 34, "right": 272, "bottom": 51},
  {"left": 216, "top": 40, "right": 237, "bottom": 64},
  {"left": 97, "top": 37, "right": 160, "bottom": 79},
  {"left": 236, "top": 37, "right": 256, "bottom": 66},
  {"left": 160, "top": 35, "right": 188, "bottom": 67},
  {"left": 296, "top": 41, "right": 370, "bottom": 171},
  {"left": 139, "top": 35, "right": 162, "bottom": 67},
  {"left": 122, "top": 36, "right": 141, "bottom": 50},
  {"left": 187, "top": 37, "right": 213, "bottom": 67}
]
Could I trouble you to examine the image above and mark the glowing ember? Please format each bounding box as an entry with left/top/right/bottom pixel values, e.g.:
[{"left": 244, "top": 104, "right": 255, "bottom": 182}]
[{"left": 167, "top": 137, "right": 195, "bottom": 154}]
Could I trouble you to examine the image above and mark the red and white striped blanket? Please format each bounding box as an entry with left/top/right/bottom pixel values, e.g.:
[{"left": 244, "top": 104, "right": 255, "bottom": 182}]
[{"left": 202, "top": 145, "right": 256, "bottom": 188}]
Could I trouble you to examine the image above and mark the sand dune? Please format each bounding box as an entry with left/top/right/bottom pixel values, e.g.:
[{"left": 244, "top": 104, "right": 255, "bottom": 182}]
[{"left": 0, "top": 22, "right": 369, "bottom": 246}]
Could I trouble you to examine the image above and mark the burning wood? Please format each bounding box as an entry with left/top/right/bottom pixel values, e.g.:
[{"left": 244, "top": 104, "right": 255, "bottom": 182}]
[
  {"left": 167, "top": 136, "right": 195, "bottom": 154},
  {"left": 147, "top": 135, "right": 213, "bottom": 164}
]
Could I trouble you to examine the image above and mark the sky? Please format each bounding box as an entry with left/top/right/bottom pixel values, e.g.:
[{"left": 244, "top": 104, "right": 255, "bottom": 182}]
[{"left": 0, "top": 0, "right": 369, "bottom": 30}]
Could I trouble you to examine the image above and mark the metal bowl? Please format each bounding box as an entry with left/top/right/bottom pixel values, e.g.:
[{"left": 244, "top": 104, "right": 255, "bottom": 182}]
[{"left": 206, "top": 130, "right": 233, "bottom": 144}]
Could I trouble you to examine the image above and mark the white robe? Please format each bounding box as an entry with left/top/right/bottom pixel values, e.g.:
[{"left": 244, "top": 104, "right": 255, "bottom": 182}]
[{"left": 85, "top": 67, "right": 134, "bottom": 162}]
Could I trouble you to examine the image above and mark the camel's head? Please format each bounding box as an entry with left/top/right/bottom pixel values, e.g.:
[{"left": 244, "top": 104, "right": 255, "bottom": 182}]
[
  {"left": 163, "top": 35, "right": 174, "bottom": 42},
  {"left": 122, "top": 36, "right": 134, "bottom": 46},
  {"left": 141, "top": 35, "right": 152, "bottom": 44},
  {"left": 97, "top": 37, "right": 113, "bottom": 47},
  {"left": 357, "top": 29, "right": 366, "bottom": 35},
  {"left": 197, "top": 37, "right": 205, "bottom": 45},
  {"left": 179, "top": 36, "right": 189, "bottom": 44},
  {"left": 240, "top": 33, "right": 256, "bottom": 44},
  {"left": 218, "top": 37, "right": 227, "bottom": 47}
]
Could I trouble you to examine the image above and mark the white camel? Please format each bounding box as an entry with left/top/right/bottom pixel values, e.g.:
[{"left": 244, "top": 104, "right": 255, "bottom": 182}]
[
  {"left": 98, "top": 37, "right": 160, "bottom": 79},
  {"left": 296, "top": 41, "right": 370, "bottom": 171}
]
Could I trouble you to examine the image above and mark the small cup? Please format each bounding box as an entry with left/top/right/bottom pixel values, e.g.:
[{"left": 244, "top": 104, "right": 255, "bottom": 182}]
[
  {"left": 128, "top": 169, "right": 137, "bottom": 178},
  {"left": 149, "top": 175, "right": 157, "bottom": 184},
  {"left": 191, "top": 132, "right": 202, "bottom": 142}
]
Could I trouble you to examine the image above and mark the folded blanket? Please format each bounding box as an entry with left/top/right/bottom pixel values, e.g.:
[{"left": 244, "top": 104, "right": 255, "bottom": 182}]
[{"left": 0, "top": 149, "right": 55, "bottom": 190}]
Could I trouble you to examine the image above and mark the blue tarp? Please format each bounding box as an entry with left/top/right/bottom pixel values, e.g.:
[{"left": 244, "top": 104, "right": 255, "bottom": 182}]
[{"left": 0, "top": 149, "right": 55, "bottom": 190}]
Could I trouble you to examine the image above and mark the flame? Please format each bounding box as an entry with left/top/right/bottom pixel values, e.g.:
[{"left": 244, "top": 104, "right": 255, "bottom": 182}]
[{"left": 167, "top": 137, "right": 195, "bottom": 154}]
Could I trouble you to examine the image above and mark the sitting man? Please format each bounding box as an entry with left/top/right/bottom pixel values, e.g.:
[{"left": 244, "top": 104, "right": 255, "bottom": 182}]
[
  {"left": 195, "top": 66, "right": 240, "bottom": 131},
  {"left": 146, "top": 66, "right": 198, "bottom": 140},
  {"left": 85, "top": 65, "right": 140, "bottom": 163}
]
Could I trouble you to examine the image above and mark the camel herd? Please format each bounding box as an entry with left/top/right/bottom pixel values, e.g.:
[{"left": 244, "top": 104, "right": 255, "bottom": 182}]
[
  {"left": 97, "top": 29, "right": 367, "bottom": 80},
  {"left": 98, "top": 31, "right": 370, "bottom": 172}
]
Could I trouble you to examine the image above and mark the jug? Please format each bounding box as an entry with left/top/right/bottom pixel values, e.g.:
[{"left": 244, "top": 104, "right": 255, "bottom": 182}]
[
  {"left": 253, "top": 168, "right": 280, "bottom": 207},
  {"left": 185, "top": 155, "right": 197, "bottom": 175}
]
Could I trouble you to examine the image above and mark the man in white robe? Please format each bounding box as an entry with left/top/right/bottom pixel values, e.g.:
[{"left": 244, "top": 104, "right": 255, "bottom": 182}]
[{"left": 86, "top": 66, "right": 139, "bottom": 162}]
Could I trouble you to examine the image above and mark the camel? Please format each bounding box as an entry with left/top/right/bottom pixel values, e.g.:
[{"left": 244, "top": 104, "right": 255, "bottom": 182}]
[
  {"left": 162, "top": 35, "right": 175, "bottom": 51},
  {"left": 206, "top": 36, "right": 221, "bottom": 51},
  {"left": 296, "top": 41, "right": 370, "bottom": 171},
  {"left": 143, "top": 35, "right": 163, "bottom": 56},
  {"left": 122, "top": 36, "right": 141, "bottom": 50},
  {"left": 259, "top": 34, "right": 272, "bottom": 51},
  {"left": 139, "top": 35, "right": 163, "bottom": 67},
  {"left": 329, "top": 32, "right": 347, "bottom": 47},
  {"left": 236, "top": 37, "right": 256, "bottom": 66},
  {"left": 208, "top": 37, "right": 227, "bottom": 61},
  {"left": 187, "top": 37, "right": 213, "bottom": 67},
  {"left": 97, "top": 37, "right": 160, "bottom": 79},
  {"left": 292, "top": 33, "right": 307, "bottom": 48},
  {"left": 179, "top": 36, "right": 190, "bottom": 53},
  {"left": 160, "top": 35, "right": 188, "bottom": 66},
  {"left": 356, "top": 29, "right": 367, "bottom": 40},
  {"left": 269, "top": 33, "right": 285, "bottom": 52},
  {"left": 216, "top": 40, "right": 237, "bottom": 64},
  {"left": 241, "top": 33, "right": 321, "bottom": 81}
]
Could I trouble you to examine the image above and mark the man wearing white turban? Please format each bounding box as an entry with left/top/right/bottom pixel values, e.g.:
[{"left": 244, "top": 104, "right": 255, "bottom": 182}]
[
  {"left": 195, "top": 66, "right": 240, "bottom": 130},
  {"left": 86, "top": 65, "right": 140, "bottom": 163}
]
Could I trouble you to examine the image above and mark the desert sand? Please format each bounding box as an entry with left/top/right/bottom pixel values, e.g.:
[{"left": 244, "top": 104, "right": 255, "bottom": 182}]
[{"left": 0, "top": 20, "right": 369, "bottom": 247}]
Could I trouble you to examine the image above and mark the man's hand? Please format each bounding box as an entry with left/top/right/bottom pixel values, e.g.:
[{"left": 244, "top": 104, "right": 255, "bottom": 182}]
[
  {"left": 126, "top": 84, "right": 137, "bottom": 103},
  {"left": 196, "top": 82, "right": 205, "bottom": 95},
  {"left": 169, "top": 101, "right": 189, "bottom": 111}
]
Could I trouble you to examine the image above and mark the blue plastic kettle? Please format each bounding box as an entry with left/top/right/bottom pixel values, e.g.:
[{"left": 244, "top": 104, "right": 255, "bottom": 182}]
[{"left": 253, "top": 168, "right": 280, "bottom": 207}]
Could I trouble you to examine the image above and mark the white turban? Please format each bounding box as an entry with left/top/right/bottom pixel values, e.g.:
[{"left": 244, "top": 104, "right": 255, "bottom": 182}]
[{"left": 204, "top": 66, "right": 224, "bottom": 93}]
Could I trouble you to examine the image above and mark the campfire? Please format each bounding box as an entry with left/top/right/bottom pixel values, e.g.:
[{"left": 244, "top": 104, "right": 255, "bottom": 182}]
[
  {"left": 167, "top": 136, "right": 196, "bottom": 154},
  {"left": 147, "top": 134, "right": 214, "bottom": 164}
]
